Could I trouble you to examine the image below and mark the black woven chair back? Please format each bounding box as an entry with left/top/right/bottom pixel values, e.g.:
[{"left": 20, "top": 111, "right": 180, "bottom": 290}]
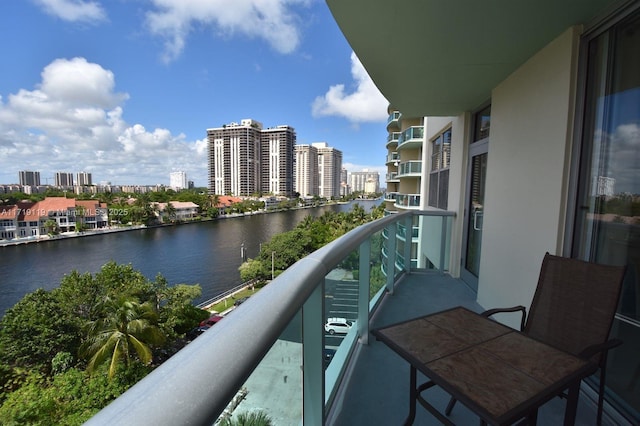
[{"left": 524, "top": 253, "right": 625, "bottom": 363}]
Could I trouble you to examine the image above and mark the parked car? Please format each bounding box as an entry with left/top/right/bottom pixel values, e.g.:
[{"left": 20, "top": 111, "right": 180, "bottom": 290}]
[
  {"left": 199, "top": 314, "right": 224, "bottom": 327},
  {"left": 324, "top": 348, "right": 336, "bottom": 366},
  {"left": 234, "top": 296, "right": 249, "bottom": 306},
  {"left": 186, "top": 325, "right": 210, "bottom": 340},
  {"left": 324, "top": 317, "right": 354, "bottom": 335}
]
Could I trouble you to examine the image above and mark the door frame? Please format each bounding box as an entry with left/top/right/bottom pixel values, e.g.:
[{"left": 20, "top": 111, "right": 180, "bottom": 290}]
[{"left": 460, "top": 138, "right": 489, "bottom": 292}]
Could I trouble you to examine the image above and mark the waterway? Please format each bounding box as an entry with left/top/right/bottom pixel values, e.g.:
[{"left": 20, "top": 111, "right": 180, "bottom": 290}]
[{"left": 0, "top": 200, "right": 380, "bottom": 316}]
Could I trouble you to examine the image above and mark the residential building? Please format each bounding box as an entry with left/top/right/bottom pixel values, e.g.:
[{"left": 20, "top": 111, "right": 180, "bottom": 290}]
[
  {"left": 54, "top": 172, "right": 74, "bottom": 187},
  {"left": 349, "top": 169, "right": 380, "bottom": 194},
  {"left": 170, "top": 171, "right": 188, "bottom": 191},
  {"left": 294, "top": 144, "right": 319, "bottom": 197},
  {"left": 18, "top": 170, "right": 40, "bottom": 186},
  {"left": 313, "top": 142, "right": 342, "bottom": 199},
  {"left": 152, "top": 201, "right": 199, "bottom": 222},
  {"left": 207, "top": 119, "right": 263, "bottom": 196},
  {"left": 261, "top": 125, "right": 296, "bottom": 197},
  {"left": 76, "top": 172, "right": 92, "bottom": 186},
  {"left": 0, "top": 197, "right": 108, "bottom": 240}
]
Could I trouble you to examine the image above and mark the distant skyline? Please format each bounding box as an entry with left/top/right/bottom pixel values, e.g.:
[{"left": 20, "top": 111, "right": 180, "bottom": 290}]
[{"left": 0, "top": 1, "right": 389, "bottom": 187}]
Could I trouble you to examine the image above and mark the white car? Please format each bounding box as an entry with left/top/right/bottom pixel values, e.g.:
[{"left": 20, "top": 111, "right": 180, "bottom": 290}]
[{"left": 325, "top": 317, "right": 354, "bottom": 335}]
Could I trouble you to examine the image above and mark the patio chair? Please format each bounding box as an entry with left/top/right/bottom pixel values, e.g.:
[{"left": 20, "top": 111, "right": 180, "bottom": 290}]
[{"left": 445, "top": 253, "right": 626, "bottom": 425}]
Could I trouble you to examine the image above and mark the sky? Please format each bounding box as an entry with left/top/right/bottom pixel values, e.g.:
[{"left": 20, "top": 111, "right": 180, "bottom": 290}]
[{"left": 0, "top": 0, "right": 389, "bottom": 187}]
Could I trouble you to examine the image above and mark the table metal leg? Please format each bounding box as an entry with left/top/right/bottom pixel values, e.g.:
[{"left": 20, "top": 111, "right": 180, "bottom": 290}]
[{"left": 403, "top": 365, "right": 418, "bottom": 426}]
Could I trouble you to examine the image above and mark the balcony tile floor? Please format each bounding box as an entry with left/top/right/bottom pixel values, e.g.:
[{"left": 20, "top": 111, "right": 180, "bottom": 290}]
[{"left": 329, "top": 271, "right": 616, "bottom": 426}]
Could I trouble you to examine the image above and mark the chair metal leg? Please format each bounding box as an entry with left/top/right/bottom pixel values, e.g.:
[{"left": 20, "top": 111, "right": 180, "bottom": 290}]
[{"left": 563, "top": 381, "right": 581, "bottom": 426}]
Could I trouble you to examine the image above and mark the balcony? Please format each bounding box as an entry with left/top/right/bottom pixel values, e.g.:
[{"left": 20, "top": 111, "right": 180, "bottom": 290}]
[
  {"left": 386, "top": 111, "right": 401, "bottom": 130},
  {"left": 86, "top": 211, "right": 615, "bottom": 426},
  {"left": 395, "top": 193, "right": 421, "bottom": 209},
  {"left": 385, "top": 172, "right": 399, "bottom": 183},
  {"left": 397, "top": 160, "right": 422, "bottom": 177},
  {"left": 385, "top": 152, "right": 400, "bottom": 165},
  {"left": 397, "top": 126, "right": 424, "bottom": 150},
  {"left": 386, "top": 132, "right": 401, "bottom": 149}
]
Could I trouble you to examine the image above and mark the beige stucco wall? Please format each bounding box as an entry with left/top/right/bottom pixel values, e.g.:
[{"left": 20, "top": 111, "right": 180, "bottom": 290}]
[
  {"left": 420, "top": 116, "right": 466, "bottom": 274},
  {"left": 476, "top": 26, "right": 581, "bottom": 321}
]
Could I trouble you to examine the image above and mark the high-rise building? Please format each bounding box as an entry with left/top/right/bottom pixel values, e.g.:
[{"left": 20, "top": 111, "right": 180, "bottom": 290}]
[
  {"left": 294, "top": 144, "right": 319, "bottom": 197},
  {"left": 54, "top": 172, "right": 74, "bottom": 187},
  {"left": 350, "top": 169, "right": 380, "bottom": 194},
  {"left": 170, "top": 171, "right": 188, "bottom": 190},
  {"left": 261, "top": 125, "right": 296, "bottom": 197},
  {"left": 313, "top": 142, "right": 343, "bottom": 199},
  {"left": 18, "top": 171, "right": 40, "bottom": 186},
  {"left": 76, "top": 172, "right": 92, "bottom": 186},
  {"left": 207, "top": 119, "right": 295, "bottom": 197}
]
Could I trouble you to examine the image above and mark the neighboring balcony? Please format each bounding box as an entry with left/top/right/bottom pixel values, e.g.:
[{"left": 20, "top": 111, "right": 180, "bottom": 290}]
[
  {"left": 397, "top": 160, "right": 422, "bottom": 178},
  {"left": 385, "top": 172, "right": 399, "bottom": 183},
  {"left": 385, "top": 152, "right": 400, "bottom": 165},
  {"left": 386, "top": 132, "right": 401, "bottom": 149},
  {"left": 397, "top": 126, "right": 424, "bottom": 150},
  {"left": 386, "top": 111, "right": 401, "bottom": 130},
  {"left": 384, "top": 191, "right": 399, "bottom": 203},
  {"left": 395, "top": 193, "right": 421, "bottom": 209},
  {"left": 86, "top": 211, "right": 613, "bottom": 426}
]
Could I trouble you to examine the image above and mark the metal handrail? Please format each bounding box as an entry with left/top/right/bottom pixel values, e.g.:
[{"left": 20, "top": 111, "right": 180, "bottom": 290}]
[{"left": 86, "top": 210, "right": 454, "bottom": 425}]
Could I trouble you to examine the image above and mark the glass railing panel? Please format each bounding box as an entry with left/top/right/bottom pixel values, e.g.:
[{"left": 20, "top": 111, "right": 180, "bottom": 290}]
[
  {"left": 217, "top": 309, "right": 303, "bottom": 425},
  {"left": 324, "top": 246, "right": 362, "bottom": 407}
]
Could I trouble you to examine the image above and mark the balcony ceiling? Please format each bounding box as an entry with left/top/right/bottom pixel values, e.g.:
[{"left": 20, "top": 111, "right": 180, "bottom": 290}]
[{"left": 326, "top": 0, "right": 618, "bottom": 117}]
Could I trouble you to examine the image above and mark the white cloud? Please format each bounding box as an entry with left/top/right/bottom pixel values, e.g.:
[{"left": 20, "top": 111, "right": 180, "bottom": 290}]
[
  {"left": 32, "top": 0, "right": 107, "bottom": 23},
  {"left": 312, "top": 52, "right": 388, "bottom": 123},
  {"left": 0, "top": 58, "right": 207, "bottom": 185},
  {"left": 145, "top": 0, "right": 309, "bottom": 63}
]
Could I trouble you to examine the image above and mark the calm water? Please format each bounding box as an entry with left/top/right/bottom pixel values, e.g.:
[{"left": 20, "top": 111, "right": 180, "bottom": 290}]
[{"left": 0, "top": 201, "right": 380, "bottom": 316}]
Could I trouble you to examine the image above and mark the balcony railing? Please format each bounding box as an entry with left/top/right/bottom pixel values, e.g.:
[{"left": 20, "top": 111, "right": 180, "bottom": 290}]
[
  {"left": 395, "top": 193, "right": 421, "bottom": 209},
  {"left": 86, "top": 210, "right": 454, "bottom": 426},
  {"left": 386, "top": 132, "right": 401, "bottom": 148},
  {"left": 385, "top": 152, "right": 400, "bottom": 165},
  {"left": 397, "top": 160, "right": 422, "bottom": 177},
  {"left": 397, "top": 126, "right": 424, "bottom": 149}
]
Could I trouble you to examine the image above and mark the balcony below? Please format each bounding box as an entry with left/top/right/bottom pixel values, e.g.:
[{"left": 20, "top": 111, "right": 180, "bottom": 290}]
[{"left": 328, "top": 272, "right": 613, "bottom": 426}]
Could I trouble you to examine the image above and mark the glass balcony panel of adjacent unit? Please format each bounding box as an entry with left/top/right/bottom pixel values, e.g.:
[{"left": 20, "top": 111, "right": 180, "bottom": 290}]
[
  {"left": 397, "top": 160, "right": 422, "bottom": 178},
  {"left": 394, "top": 193, "right": 421, "bottom": 209},
  {"left": 386, "top": 111, "right": 401, "bottom": 130},
  {"left": 384, "top": 192, "right": 399, "bottom": 202},
  {"left": 397, "top": 126, "right": 424, "bottom": 150},
  {"left": 385, "top": 152, "right": 400, "bottom": 165},
  {"left": 385, "top": 172, "right": 399, "bottom": 183},
  {"left": 386, "top": 132, "right": 401, "bottom": 149},
  {"left": 218, "top": 309, "right": 302, "bottom": 425}
]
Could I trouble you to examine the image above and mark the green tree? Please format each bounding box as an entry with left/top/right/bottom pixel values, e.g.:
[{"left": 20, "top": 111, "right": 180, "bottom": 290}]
[
  {"left": 0, "top": 289, "right": 80, "bottom": 374},
  {"left": 80, "top": 296, "right": 165, "bottom": 378}
]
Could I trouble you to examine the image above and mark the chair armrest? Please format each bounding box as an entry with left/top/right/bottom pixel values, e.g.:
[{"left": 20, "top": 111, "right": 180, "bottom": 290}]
[
  {"left": 481, "top": 305, "right": 527, "bottom": 331},
  {"left": 579, "top": 338, "right": 623, "bottom": 362}
]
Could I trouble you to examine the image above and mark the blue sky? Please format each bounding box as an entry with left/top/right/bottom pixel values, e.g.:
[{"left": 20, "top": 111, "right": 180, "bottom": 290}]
[{"left": 0, "top": 0, "right": 389, "bottom": 187}]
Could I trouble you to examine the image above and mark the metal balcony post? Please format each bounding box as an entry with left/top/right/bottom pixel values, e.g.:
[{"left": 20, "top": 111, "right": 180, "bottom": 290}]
[
  {"left": 404, "top": 214, "right": 413, "bottom": 273},
  {"left": 358, "top": 238, "right": 371, "bottom": 345},
  {"left": 385, "top": 221, "right": 397, "bottom": 293}
]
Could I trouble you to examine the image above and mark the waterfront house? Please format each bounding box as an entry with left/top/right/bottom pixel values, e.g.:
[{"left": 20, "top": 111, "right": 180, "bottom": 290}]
[
  {"left": 0, "top": 197, "right": 108, "bottom": 240},
  {"left": 152, "top": 201, "right": 200, "bottom": 222},
  {"left": 87, "top": 1, "right": 640, "bottom": 424}
]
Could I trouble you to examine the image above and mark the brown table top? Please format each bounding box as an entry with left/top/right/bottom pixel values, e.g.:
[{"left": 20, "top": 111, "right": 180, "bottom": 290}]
[{"left": 373, "top": 306, "right": 595, "bottom": 425}]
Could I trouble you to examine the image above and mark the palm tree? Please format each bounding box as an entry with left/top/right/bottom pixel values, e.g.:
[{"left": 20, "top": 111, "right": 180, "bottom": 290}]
[{"left": 80, "top": 295, "right": 165, "bottom": 378}]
